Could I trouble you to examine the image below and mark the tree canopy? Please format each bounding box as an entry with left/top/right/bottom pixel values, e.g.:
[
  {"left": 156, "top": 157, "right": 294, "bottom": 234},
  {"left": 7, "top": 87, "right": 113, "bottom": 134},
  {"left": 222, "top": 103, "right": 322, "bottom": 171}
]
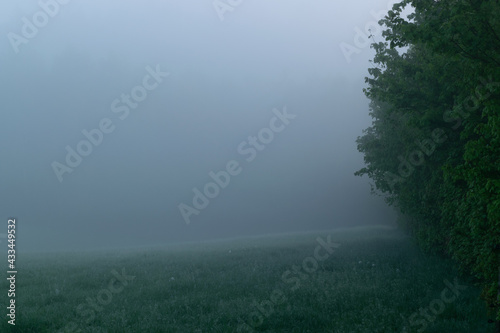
[{"left": 356, "top": 0, "right": 500, "bottom": 323}]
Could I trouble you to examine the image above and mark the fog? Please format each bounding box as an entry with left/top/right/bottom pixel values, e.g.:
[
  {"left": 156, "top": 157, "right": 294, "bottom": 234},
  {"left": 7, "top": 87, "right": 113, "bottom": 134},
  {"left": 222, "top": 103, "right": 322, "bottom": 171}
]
[{"left": 1, "top": 0, "right": 397, "bottom": 251}]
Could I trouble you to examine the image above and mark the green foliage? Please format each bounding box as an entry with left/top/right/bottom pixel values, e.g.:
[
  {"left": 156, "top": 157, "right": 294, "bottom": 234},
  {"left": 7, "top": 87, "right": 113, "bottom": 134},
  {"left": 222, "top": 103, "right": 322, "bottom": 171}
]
[{"left": 356, "top": 0, "right": 500, "bottom": 322}]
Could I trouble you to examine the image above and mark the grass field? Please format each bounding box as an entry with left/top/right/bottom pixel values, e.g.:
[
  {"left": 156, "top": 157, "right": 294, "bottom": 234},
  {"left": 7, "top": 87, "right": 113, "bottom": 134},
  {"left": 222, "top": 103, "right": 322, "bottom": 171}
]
[{"left": 0, "top": 225, "right": 493, "bottom": 332}]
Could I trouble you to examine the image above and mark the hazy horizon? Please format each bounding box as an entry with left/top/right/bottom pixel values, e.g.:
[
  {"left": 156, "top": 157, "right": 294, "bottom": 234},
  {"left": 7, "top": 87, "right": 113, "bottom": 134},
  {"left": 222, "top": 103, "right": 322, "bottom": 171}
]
[{"left": 1, "top": 0, "right": 398, "bottom": 252}]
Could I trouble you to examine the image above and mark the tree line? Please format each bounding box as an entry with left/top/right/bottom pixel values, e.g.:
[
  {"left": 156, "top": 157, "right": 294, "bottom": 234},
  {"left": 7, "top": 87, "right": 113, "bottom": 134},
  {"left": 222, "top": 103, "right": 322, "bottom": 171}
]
[{"left": 355, "top": 0, "right": 500, "bottom": 325}]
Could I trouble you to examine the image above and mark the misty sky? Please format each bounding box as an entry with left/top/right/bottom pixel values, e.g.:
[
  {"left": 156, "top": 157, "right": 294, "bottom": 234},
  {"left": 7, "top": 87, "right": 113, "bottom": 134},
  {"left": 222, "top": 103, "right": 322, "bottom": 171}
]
[{"left": 1, "top": 0, "right": 398, "bottom": 251}]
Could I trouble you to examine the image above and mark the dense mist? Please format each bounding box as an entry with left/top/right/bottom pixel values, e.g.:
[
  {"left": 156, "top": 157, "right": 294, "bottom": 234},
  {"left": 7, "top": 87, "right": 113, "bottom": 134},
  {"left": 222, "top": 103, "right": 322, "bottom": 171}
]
[{"left": 1, "top": 0, "right": 397, "bottom": 251}]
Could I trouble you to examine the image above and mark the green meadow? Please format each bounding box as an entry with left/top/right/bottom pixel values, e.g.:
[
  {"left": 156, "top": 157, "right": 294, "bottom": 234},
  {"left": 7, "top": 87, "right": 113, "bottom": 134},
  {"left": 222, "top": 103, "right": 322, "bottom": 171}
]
[{"left": 0, "top": 226, "right": 493, "bottom": 332}]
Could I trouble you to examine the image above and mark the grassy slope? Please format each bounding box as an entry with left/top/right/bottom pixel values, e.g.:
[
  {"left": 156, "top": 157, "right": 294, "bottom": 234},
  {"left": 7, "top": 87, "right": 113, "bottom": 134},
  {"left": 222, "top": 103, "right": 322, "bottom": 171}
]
[{"left": 0, "top": 226, "right": 493, "bottom": 332}]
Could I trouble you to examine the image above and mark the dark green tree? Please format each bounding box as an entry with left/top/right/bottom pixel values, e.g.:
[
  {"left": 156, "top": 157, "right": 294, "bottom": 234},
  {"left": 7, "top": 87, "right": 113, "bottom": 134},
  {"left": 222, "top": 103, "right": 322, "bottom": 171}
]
[{"left": 356, "top": 0, "right": 500, "bottom": 325}]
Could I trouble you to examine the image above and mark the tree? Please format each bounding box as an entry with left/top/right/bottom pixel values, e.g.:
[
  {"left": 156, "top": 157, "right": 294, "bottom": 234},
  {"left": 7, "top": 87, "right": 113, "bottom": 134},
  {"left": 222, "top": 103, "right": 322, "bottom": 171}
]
[{"left": 356, "top": 0, "right": 500, "bottom": 325}]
